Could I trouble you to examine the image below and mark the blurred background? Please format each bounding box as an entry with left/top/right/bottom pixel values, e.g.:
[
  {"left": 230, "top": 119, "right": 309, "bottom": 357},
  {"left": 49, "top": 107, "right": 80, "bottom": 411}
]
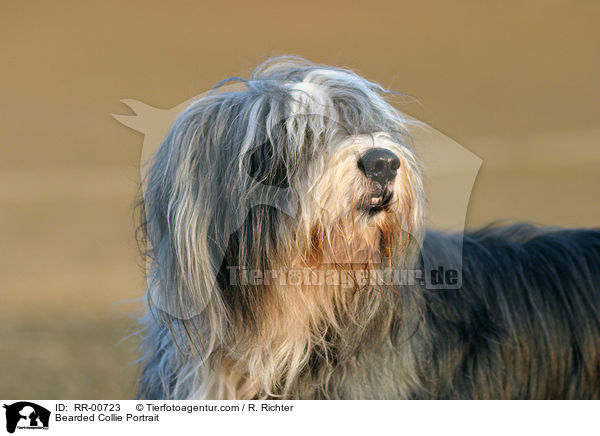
[{"left": 1, "top": 0, "right": 598, "bottom": 399}]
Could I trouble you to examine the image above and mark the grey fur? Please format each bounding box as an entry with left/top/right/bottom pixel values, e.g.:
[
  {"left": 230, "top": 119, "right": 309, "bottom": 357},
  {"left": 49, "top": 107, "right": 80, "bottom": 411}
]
[{"left": 136, "top": 56, "right": 600, "bottom": 399}]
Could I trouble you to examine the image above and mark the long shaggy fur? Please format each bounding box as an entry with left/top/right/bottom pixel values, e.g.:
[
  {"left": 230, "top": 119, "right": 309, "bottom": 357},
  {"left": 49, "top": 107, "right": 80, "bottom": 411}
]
[{"left": 136, "top": 56, "right": 600, "bottom": 399}]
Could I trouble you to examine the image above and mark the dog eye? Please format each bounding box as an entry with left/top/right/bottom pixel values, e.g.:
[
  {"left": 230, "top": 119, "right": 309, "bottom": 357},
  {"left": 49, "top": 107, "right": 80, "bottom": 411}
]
[{"left": 244, "top": 141, "right": 290, "bottom": 188}]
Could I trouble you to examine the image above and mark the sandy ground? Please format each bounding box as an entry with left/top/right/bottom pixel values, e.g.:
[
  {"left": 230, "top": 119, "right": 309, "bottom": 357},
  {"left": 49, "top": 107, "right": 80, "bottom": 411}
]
[{"left": 1, "top": 1, "right": 599, "bottom": 399}]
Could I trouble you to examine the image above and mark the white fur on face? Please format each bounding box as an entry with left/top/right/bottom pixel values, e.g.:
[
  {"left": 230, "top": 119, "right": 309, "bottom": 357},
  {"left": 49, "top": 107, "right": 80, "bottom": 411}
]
[{"left": 294, "top": 132, "right": 424, "bottom": 266}]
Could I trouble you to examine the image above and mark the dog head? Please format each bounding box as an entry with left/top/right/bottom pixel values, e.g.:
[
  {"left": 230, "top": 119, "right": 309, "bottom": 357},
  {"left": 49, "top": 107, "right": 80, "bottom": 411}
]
[{"left": 141, "top": 57, "right": 424, "bottom": 338}]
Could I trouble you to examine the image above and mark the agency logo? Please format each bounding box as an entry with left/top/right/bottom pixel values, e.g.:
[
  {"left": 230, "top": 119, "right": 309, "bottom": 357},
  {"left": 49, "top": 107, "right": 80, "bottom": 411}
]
[
  {"left": 113, "top": 86, "right": 481, "bottom": 320},
  {"left": 3, "top": 402, "right": 50, "bottom": 434}
]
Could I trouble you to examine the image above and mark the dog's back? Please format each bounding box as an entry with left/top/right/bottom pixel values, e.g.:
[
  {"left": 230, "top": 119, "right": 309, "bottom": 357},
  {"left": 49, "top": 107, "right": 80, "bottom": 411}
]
[{"left": 417, "top": 226, "right": 600, "bottom": 399}]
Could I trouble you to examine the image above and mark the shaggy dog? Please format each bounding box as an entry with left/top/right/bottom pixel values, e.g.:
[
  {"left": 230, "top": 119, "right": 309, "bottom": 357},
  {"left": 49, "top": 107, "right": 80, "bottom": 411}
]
[{"left": 136, "top": 56, "right": 600, "bottom": 399}]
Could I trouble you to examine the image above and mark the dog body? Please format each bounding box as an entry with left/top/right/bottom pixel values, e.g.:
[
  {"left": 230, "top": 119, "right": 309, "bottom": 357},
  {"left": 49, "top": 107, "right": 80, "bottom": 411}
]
[
  {"left": 414, "top": 227, "right": 600, "bottom": 399},
  {"left": 136, "top": 57, "right": 600, "bottom": 399}
]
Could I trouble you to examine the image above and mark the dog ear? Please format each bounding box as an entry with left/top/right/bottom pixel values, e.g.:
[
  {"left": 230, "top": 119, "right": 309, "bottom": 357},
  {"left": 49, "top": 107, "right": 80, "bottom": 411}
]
[{"left": 140, "top": 102, "right": 230, "bottom": 357}]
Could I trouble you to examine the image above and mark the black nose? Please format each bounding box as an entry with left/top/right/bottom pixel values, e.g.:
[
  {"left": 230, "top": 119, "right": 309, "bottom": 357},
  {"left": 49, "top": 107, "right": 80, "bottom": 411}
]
[{"left": 357, "top": 148, "right": 400, "bottom": 184}]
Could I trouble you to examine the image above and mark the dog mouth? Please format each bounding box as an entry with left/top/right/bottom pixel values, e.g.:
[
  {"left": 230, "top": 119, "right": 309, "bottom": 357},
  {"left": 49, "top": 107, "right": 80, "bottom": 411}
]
[{"left": 359, "top": 189, "right": 393, "bottom": 214}]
